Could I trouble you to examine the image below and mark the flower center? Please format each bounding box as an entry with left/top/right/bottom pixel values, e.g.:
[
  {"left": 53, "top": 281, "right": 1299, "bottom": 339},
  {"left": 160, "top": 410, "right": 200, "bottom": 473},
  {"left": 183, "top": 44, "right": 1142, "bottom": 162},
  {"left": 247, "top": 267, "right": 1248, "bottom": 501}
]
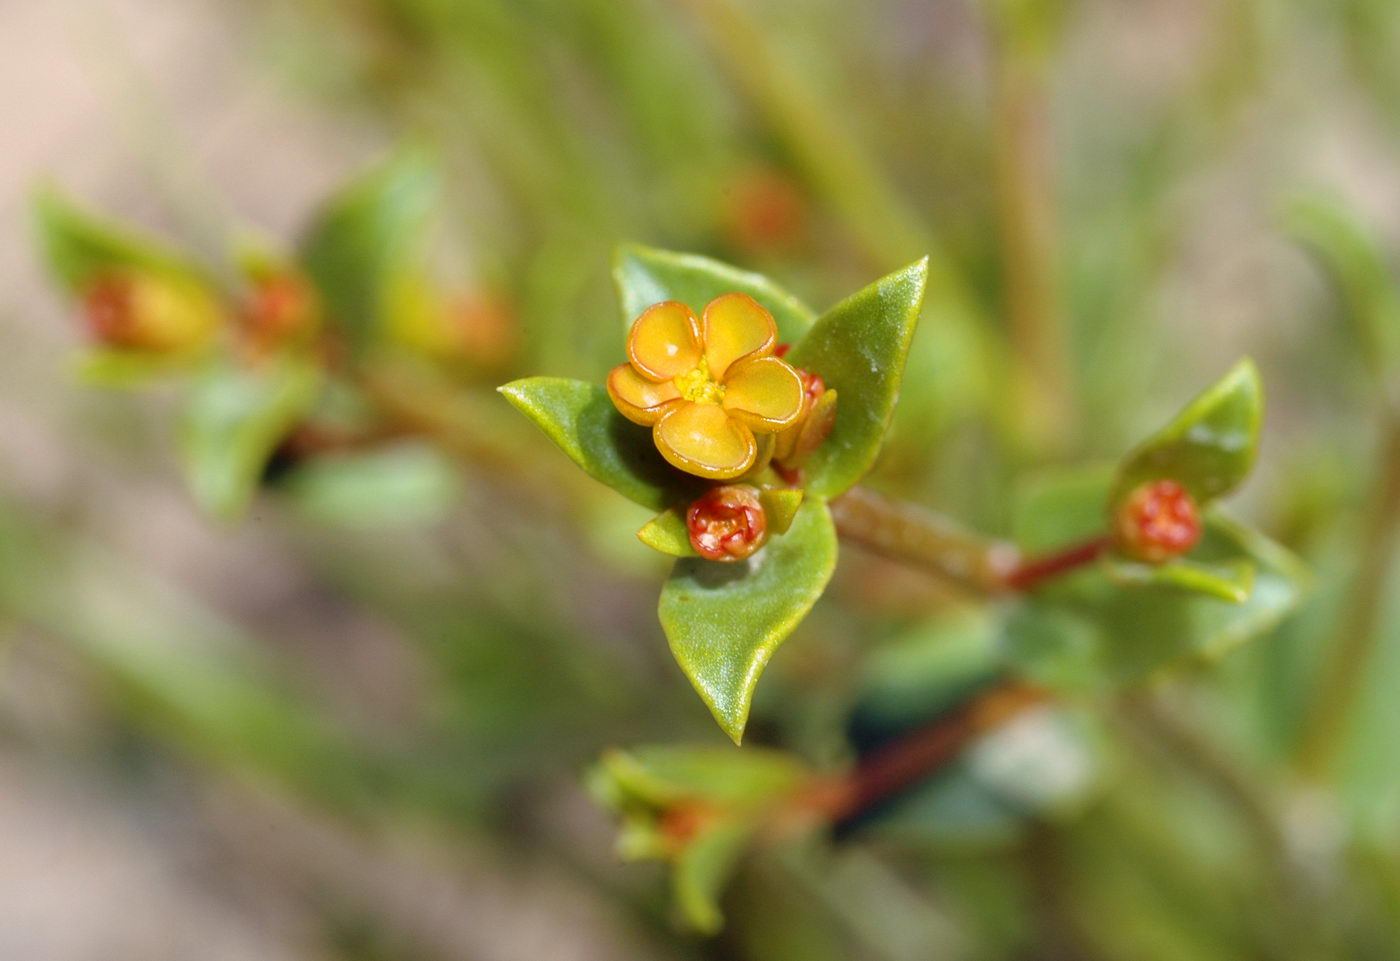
[{"left": 674, "top": 362, "right": 725, "bottom": 404}]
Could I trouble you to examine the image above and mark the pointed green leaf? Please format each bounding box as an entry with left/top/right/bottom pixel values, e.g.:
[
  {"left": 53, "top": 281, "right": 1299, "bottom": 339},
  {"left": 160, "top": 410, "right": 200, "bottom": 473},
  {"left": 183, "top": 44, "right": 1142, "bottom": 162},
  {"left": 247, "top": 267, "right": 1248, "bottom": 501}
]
[
  {"left": 660, "top": 498, "right": 837, "bottom": 743},
  {"left": 180, "top": 355, "right": 323, "bottom": 521},
  {"left": 759, "top": 488, "right": 804, "bottom": 535},
  {"left": 1102, "top": 554, "right": 1255, "bottom": 603},
  {"left": 613, "top": 244, "right": 814, "bottom": 343},
  {"left": 1111, "top": 359, "right": 1263, "bottom": 509},
  {"left": 33, "top": 190, "right": 206, "bottom": 292},
  {"left": 637, "top": 509, "right": 698, "bottom": 557},
  {"left": 300, "top": 150, "right": 438, "bottom": 355},
  {"left": 787, "top": 258, "right": 929, "bottom": 498},
  {"left": 499, "top": 377, "right": 702, "bottom": 510}
]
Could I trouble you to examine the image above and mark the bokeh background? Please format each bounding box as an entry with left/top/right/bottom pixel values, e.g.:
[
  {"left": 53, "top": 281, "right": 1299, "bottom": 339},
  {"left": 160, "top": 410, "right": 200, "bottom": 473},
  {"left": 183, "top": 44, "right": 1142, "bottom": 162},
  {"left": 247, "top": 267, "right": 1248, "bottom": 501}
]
[{"left": 5, "top": 0, "right": 1400, "bottom": 958}]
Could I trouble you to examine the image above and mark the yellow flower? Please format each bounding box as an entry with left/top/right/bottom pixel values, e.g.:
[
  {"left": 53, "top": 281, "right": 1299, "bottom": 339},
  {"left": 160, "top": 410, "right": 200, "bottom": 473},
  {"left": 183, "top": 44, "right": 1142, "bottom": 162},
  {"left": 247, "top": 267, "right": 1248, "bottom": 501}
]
[{"left": 607, "top": 294, "right": 805, "bottom": 480}]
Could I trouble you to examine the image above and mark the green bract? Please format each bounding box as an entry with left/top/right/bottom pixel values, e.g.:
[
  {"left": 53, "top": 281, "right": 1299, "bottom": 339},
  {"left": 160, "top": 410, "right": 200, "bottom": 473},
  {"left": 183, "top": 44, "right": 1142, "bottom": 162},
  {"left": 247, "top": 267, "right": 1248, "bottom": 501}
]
[
  {"left": 787, "top": 258, "right": 929, "bottom": 498},
  {"left": 660, "top": 498, "right": 837, "bottom": 743},
  {"left": 587, "top": 745, "right": 809, "bottom": 932},
  {"left": 1110, "top": 359, "right": 1263, "bottom": 511},
  {"left": 299, "top": 150, "right": 439, "bottom": 356}
]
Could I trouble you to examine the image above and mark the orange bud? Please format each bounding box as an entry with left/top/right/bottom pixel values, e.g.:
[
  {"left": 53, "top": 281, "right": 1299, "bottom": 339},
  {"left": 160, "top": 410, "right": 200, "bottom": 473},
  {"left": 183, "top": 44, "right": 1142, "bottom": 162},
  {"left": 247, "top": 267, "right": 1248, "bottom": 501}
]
[
  {"left": 686, "top": 484, "right": 768, "bottom": 562},
  {"left": 1114, "top": 480, "right": 1202, "bottom": 563},
  {"left": 81, "top": 270, "right": 220, "bottom": 353},
  {"left": 242, "top": 271, "right": 319, "bottom": 354}
]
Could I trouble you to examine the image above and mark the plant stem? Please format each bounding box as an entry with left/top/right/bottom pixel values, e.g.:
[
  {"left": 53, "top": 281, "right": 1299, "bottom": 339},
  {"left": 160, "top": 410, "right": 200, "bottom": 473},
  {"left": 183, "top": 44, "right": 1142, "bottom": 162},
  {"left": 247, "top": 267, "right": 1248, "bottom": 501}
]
[
  {"left": 829, "top": 487, "right": 1019, "bottom": 594},
  {"left": 676, "top": 0, "right": 933, "bottom": 270},
  {"left": 990, "top": 19, "right": 1072, "bottom": 449},
  {"left": 1296, "top": 416, "right": 1400, "bottom": 777},
  {"left": 831, "top": 487, "right": 1107, "bottom": 594},
  {"left": 793, "top": 681, "right": 1052, "bottom": 824},
  {"left": 1002, "top": 536, "right": 1110, "bottom": 592}
]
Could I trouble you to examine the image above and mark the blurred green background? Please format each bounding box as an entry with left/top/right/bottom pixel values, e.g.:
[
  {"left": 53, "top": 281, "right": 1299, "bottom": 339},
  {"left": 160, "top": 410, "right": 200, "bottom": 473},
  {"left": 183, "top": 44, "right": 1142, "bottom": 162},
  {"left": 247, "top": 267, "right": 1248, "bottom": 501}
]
[{"left": 5, "top": 0, "right": 1400, "bottom": 958}]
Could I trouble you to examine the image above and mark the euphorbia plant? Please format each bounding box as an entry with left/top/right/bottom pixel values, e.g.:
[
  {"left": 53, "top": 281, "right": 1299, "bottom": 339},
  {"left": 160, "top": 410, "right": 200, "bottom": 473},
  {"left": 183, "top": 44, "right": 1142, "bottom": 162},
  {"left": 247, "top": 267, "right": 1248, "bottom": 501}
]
[{"left": 34, "top": 153, "right": 1307, "bottom": 935}]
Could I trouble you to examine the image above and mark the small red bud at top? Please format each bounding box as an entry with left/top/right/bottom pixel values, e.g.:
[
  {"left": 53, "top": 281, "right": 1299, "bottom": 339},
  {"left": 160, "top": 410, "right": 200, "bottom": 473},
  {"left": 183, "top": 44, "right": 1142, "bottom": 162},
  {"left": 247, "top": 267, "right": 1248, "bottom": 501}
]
[
  {"left": 687, "top": 484, "right": 768, "bottom": 562},
  {"left": 1114, "top": 479, "right": 1202, "bottom": 563},
  {"left": 242, "top": 271, "right": 319, "bottom": 354}
]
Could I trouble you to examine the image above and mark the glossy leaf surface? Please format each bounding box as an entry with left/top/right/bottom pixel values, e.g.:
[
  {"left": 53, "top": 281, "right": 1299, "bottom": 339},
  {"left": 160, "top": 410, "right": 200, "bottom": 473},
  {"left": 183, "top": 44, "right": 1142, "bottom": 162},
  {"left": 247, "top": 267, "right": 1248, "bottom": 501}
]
[
  {"left": 660, "top": 498, "right": 837, "bottom": 743},
  {"left": 499, "top": 377, "right": 703, "bottom": 510},
  {"left": 1111, "top": 359, "right": 1263, "bottom": 509},
  {"left": 787, "top": 258, "right": 928, "bottom": 498},
  {"left": 613, "top": 244, "right": 815, "bottom": 344},
  {"left": 637, "top": 509, "right": 698, "bottom": 557}
]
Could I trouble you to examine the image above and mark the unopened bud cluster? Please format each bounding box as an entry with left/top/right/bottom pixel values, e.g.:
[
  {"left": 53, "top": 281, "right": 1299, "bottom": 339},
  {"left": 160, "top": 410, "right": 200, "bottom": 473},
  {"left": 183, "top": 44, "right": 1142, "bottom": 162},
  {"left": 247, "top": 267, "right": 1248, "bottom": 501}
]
[
  {"left": 1113, "top": 479, "right": 1202, "bottom": 563},
  {"left": 687, "top": 484, "right": 769, "bottom": 562}
]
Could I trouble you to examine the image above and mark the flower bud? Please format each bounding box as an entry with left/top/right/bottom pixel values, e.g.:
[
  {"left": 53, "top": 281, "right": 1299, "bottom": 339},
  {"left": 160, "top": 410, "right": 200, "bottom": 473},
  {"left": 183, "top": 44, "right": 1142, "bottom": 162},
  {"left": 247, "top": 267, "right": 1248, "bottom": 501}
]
[
  {"left": 242, "top": 270, "right": 319, "bottom": 354},
  {"left": 81, "top": 270, "right": 220, "bottom": 353},
  {"left": 772, "top": 365, "right": 837, "bottom": 468},
  {"left": 1113, "top": 479, "right": 1202, "bottom": 563},
  {"left": 687, "top": 484, "right": 768, "bottom": 562}
]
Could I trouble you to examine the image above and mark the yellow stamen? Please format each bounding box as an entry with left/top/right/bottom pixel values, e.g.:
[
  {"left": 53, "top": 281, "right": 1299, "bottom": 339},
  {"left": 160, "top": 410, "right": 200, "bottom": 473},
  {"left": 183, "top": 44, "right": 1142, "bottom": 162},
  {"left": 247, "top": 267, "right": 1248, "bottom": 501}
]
[{"left": 675, "top": 362, "right": 726, "bottom": 405}]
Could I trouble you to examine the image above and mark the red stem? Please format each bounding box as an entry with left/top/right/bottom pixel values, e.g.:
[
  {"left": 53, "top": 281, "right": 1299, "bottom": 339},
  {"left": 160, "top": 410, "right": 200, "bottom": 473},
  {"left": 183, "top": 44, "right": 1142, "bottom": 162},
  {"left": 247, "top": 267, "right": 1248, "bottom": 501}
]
[
  {"left": 794, "top": 681, "right": 1052, "bottom": 823},
  {"left": 1000, "top": 535, "right": 1110, "bottom": 593}
]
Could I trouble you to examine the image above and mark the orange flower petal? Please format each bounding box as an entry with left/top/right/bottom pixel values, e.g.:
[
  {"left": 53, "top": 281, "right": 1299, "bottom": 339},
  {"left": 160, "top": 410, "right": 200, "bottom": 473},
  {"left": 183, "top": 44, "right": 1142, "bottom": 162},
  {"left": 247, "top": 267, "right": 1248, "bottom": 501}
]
[
  {"left": 721, "top": 356, "right": 804, "bottom": 432},
  {"left": 654, "top": 402, "right": 758, "bottom": 480},
  {"left": 702, "top": 293, "right": 776, "bottom": 379},
  {"left": 628, "top": 301, "right": 703, "bottom": 380},
  {"left": 608, "top": 363, "right": 682, "bottom": 426}
]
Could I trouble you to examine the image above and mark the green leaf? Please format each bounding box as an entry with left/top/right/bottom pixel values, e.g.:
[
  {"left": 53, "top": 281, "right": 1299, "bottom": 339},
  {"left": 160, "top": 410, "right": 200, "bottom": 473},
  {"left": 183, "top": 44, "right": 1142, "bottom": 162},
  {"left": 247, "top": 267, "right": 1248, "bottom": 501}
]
[
  {"left": 637, "top": 509, "right": 698, "bottom": 557},
  {"left": 1110, "top": 359, "right": 1263, "bottom": 509},
  {"left": 299, "top": 150, "right": 438, "bottom": 355},
  {"left": 613, "top": 244, "right": 815, "bottom": 343},
  {"left": 33, "top": 189, "right": 204, "bottom": 292},
  {"left": 760, "top": 488, "right": 804, "bottom": 535},
  {"left": 180, "top": 356, "right": 322, "bottom": 521},
  {"left": 587, "top": 744, "right": 808, "bottom": 933},
  {"left": 1101, "top": 554, "right": 1255, "bottom": 604},
  {"left": 283, "top": 445, "right": 463, "bottom": 528},
  {"left": 659, "top": 498, "right": 837, "bottom": 743},
  {"left": 787, "top": 258, "right": 929, "bottom": 498},
  {"left": 499, "top": 377, "right": 703, "bottom": 510}
]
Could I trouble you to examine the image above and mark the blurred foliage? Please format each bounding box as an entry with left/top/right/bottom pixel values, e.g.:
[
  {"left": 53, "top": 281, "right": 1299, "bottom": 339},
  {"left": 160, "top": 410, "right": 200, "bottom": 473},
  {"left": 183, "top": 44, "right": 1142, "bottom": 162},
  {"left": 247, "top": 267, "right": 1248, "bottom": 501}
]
[{"left": 13, "top": 0, "right": 1400, "bottom": 957}]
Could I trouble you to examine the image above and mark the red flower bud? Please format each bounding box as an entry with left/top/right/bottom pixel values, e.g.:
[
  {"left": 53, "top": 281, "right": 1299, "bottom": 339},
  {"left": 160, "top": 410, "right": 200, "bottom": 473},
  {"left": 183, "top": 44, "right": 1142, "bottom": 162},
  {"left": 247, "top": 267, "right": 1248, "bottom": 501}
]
[
  {"left": 773, "top": 366, "right": 837, "bottom": 470},
  {"left": 686, "top": 484, "right": 768, "bottom": 562},
  {"left": 81, "top": 270, "right": 220, "bottom": 353},
  {"left": 1114, "top": 480, "right": 1202, "bottom": 563},
  {"left": 242, "top": 271, "right": 318, "bottom": 354}
]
